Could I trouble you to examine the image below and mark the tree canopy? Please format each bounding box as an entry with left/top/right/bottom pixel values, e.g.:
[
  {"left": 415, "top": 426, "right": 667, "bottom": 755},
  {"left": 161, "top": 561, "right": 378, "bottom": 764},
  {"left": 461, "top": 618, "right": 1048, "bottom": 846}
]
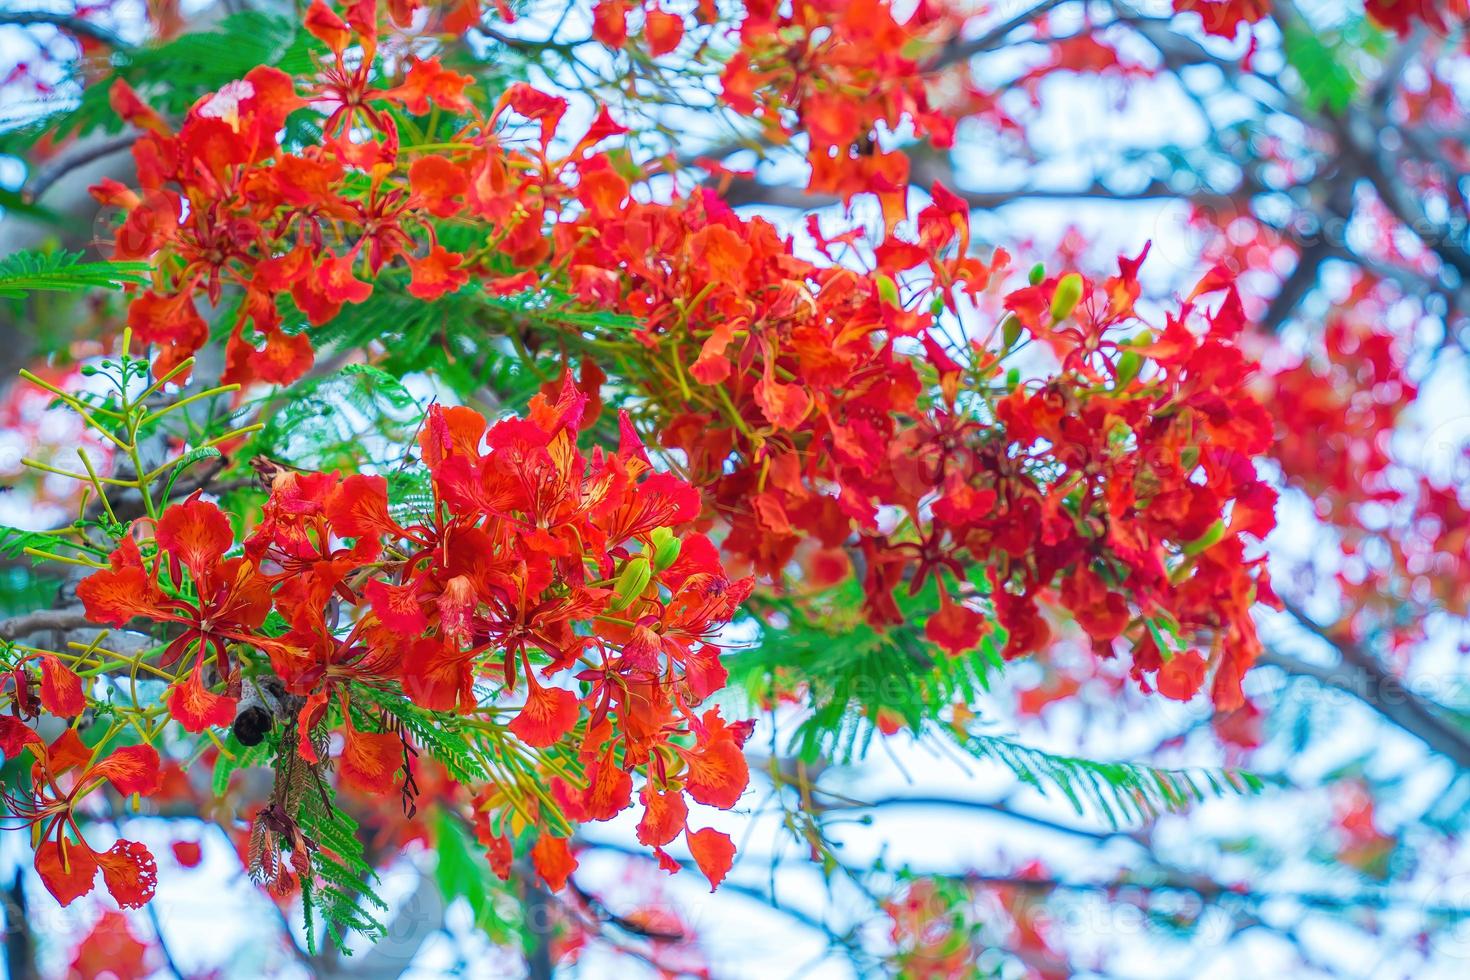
[{"left": 1, "top": 0, "right": 1468, "bottom": 976}]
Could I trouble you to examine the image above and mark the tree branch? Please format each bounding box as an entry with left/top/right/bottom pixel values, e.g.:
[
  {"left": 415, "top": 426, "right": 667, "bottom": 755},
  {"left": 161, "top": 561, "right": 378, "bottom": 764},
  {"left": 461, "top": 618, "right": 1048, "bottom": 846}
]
[
  {"left": 0, "top": 10, "right": 128, "bottom": 50},
  {"left": 926, "top": 0, "right": 1071, "bottom": 71},
  {"left": 1261, "top": 601, "right": 1470, "bottom": 771},
  {"left": 0, "top": 607, "right": 95, "bottom": 642}
]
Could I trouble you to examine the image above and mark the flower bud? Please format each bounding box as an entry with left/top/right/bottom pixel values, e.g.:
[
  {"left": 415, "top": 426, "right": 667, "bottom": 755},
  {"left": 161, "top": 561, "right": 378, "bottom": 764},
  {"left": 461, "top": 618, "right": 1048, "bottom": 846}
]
[
  {"left": 1049, "top": 273, "right": 1084, "bottom": 322},
  {"left": 1113, "top": 350, "right": 1142, "bottom": 389},
  {"left": 1000, "top": 312, "right": 1022, "bottom": 350},
  {"left": 651, "top": 527, "right": 681, "bottom": 571},
  {"left": 1182, "top": 519, "right": 1227, "bottom": 557},
  {"left": 875, "top": 273, "right": 901, "bottom": 308},
  {"left": 609, "top": 555, "right": 652, "bottom": 611}
]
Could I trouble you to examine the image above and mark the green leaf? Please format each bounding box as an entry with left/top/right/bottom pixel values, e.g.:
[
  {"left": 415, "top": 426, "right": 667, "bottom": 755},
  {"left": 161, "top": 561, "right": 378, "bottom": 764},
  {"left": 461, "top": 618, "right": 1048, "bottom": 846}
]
[
  {"left": 431, "top": 809, "right": 516, "bottom": 942},
  {"left": 0, "top": 525, "right": 85, "bottom": 565},
  {"left": 1283, "top": 20, "right": 1359, "bottom": 113},
  {"left": 210, "top": 733, "right": 273, "bottom": 797},
  {"left": 161, "top": 446, "right": 223, "bottom": 503},
  {"left": 0, "top": 249, "right": 149, "bottom": 298},
  {"left": 959, "top": 730, "right": 1274, "bottom": 828}
]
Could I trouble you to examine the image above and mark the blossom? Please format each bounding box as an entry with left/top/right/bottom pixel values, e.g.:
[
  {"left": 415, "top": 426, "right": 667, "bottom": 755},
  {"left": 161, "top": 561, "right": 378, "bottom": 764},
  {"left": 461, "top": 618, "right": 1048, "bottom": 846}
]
[{"left": 3, "top": 726, "right": 163, "bottom": 908}]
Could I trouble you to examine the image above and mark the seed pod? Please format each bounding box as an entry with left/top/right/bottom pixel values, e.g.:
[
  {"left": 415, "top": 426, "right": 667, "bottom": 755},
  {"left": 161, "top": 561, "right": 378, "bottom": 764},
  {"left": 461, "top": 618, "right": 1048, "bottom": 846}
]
[
  {"left": 609, "top": 555, "right": 652, "bottom": 611},
  {"left": 233, "top": 704, "right": 273, "bottom": 747},
  {"left": 1049, "top": 273, "right": 1084, "bottom": 322}
]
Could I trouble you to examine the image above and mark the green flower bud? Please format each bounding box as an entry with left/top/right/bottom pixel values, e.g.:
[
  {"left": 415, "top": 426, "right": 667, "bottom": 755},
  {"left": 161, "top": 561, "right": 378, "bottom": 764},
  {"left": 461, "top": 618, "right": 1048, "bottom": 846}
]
[
  {"left": 1114, "top": 350, "right": 1143, "bottom": 389},
  {"left": 1049, "top": 273, "right": 1084, "bottom": 322},
  {"left": 876, "top": 273, "right": 901, "bottom": 308},
  {"left": 1028, "top": 262, "right": 1046, "bottom": 286},
  {"left": 1000, "top": 312, "right": 1022, "bottom": 350},
  {"left": 609, "top": 555, "right": 652, "bottom": 611},
  {"left": 651, "top": 527, "right": 681, "bottom": 570},
  {"left": 1182, "top": 519, "right": 1227, "bottom": 557}
]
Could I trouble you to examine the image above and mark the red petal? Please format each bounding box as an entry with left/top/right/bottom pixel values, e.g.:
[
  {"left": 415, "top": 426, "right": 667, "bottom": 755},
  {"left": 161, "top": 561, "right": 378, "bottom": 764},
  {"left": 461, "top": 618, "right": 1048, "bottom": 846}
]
[
  {"left": 409, "top": 154, "right": 469, "bottom": 217},
  {"left": 365, "top": 578, "right": 429, "bottom": 636},
  {"left": 324, "top": 473, "right": 399, "bottom": 546},
  {"left": 0, "top": 716, "right": 40, "bottom": 761},
  {"left": 507, "top": 678, "right": 580, "bottom": 748},
  {"left": 76, "top": 565, "right": 159, "bottom": 627},
  {"left": 39, "top": 656, "right": 86, "bottom": 716},
  {"left": 644, "top": 8, "right": 684, "bottom": 56},
  {"left": 753, "top": 374, "right": 812, "bottom": 430},
  {"left": 652, "top": 846, "right": 681, "bottom": 874},
  {"left": 339, "top": 724, "right": 401, "bottom": 795},
  {"left": 407, "top": 245, "right": 469, "bottom": 301},
  {"left": 636, "top": 786, "right": 688, "bottom": 847},
  {"left": 156, "top": 496, "right": 233, "bottom": 582},
  {"left": 681, "top": 736, "right": 749, "bottom": 810},
  {"left": 303, "top": 0, "right": 351, "bottom": 52},
  {"left": 43, "top": 728, "right": 91, "bottom": 778},
  {"left": 90, "top": 744, "right": 164, "bottom": 797},
  {"left": 398, "top": 636, "right": 474, "bottom": 712},
  {"left": 96, "top": 839, "right": 158, "bottom": 909},
  {"left": 530, "top": 836, "right": 577, "bottom": 892},
  {"left": 685, "top": 827, "right": 735, "bottom": 891},
  {"left": 579, "top": 755, "right": 633, "bottom": 822},
  {"left": 1156, "top": 652, "right": 1208, "bottom": 702},
  {"left": 34, "top": 838, "right": 99, "bottom": 906},
  {"left": 483, "top": 831, "right": 513, "bottom": 880},
  {"left": 166, "top": 665, "right": 238, "bottom": 733},
  {"left": 171, "top": 840, "right": 203, "bottom": 867},
  {"left": 924, "top": 590, "right": 985, "bottom": 656},
  {"left": 592, "top": 0, "right": 628, "bottom": 46}
]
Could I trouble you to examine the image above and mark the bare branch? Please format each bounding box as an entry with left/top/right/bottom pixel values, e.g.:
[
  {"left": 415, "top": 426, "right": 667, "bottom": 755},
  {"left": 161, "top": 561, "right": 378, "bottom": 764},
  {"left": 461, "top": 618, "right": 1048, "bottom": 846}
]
[
  {"left": 0, "top": 10, "right": 128, "bottom": 50},
  {"left": 0, "top": 607, "right": 95, "bottom": 642},
  {"left": 1261, "top": 601, "right": 1470, "bottom": 771}
]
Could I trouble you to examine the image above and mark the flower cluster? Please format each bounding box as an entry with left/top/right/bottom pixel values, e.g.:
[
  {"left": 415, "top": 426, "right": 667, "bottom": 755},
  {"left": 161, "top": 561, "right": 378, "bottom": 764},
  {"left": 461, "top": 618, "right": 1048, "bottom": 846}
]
[
  {"left": 94, "top": 2, "right": 604, "bottom": 385},
  {"left": 93, "top": 0, "right": 1278, "bottom": 709},
  {"left": 558, "top": 186, "right": 1277, "bottom": 706},
  {"left": 61, "top": 382, "right": 751, "bottom": 900}
]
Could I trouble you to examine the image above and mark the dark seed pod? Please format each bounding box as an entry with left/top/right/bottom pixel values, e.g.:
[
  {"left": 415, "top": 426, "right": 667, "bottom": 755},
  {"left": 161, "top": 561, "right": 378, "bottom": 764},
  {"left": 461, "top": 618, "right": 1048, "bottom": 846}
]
[{"left": 233, "top": 704, "right": 273, "bottom": 746}]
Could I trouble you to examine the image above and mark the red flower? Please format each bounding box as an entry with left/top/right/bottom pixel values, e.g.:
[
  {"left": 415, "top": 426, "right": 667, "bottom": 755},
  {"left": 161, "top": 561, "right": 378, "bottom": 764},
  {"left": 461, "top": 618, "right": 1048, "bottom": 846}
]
[
  {"left": 644, "top": 7, "right": 685, "bottom": 56},
  {"left": 407, "top": 245, "right": 469, "bottom": 300},
  {"left": 676, "top": 709, "right": 750, "bottom": 810},
  {"left": 4, "top": 727, "right": 163, "bottom": 908},
  {"left": 387, "top": 57, "right": 474, "bottom": 115},
  {"left": 78, "top": 496, "right": 271, "bottom": 732}
]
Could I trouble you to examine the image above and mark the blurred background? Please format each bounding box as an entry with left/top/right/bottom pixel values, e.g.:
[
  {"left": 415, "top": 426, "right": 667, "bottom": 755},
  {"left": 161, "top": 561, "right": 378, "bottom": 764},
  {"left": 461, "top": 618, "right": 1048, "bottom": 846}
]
[{"left": 2, "top": 0, "right": 1470, "bottom": 977}]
